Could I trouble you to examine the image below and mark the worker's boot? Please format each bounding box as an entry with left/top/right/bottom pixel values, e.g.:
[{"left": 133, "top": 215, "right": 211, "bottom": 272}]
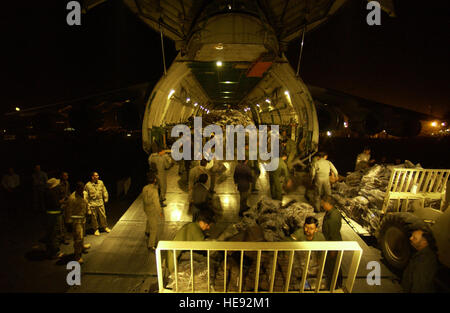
[
  {"left": 94, "top": 229, "right": 100, "bottom": 236},
  {"left": 104, "top": 227, "right": 111, "bottom": 233}
]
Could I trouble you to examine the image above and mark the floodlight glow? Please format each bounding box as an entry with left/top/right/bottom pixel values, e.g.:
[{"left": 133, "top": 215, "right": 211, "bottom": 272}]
[
  {"left": 431, "top": 121, "right": 438, "bottom": 127},
  {"left": 216, "top": 61, "right": 223, "bottom": 67}
]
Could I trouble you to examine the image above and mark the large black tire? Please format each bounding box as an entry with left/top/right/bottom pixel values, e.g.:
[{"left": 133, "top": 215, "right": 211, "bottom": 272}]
[{"left": 378, "top": 213, "right": 422, "bottom": 271}]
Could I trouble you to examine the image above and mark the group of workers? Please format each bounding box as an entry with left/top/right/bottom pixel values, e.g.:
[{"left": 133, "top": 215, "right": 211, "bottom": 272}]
[
  {"left": 29, "top": 167, "right": 110, "bottom": 263},
  {"left": 142, "top": 136, "right": 441, "bottom": 293}
]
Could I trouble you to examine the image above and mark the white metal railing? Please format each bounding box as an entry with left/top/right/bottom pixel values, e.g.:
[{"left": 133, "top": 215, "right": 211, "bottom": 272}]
[
  {"left": 155, "top": 241, "right": 362, "bottom": 293},
  {"left": 382, "top": 168, "right": 450, "bottom": 213}
]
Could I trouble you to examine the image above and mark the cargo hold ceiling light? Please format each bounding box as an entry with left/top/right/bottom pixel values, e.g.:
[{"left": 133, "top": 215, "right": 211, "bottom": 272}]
[
  {"left": 168, "top": 89, "right": 175, "bottom": 99},
  {"left": 220, "top": 81, "right": 237, "bottom": 84},
  {"left": 216, "top": 61, "right": 223, "bottom": 67}
]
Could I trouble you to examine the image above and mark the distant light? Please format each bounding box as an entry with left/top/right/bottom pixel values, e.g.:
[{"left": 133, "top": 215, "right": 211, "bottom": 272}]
[
  {"left": 284, "top": 91, "right": 290, "bottom": 96},
  {"left": 256, "top": 103, "right": 260, "bottom": 107},
  {"left": 228, "top": 4, "right": 232, "bottom": 10},
  {"left": 265, "top": 99, "right": 271, "bottom": 104},
  {"left": 221, "top": 91, "right": 232, "bottom": 94},
  {"left": 15, "top": 107, "right": 20, "bottom": 111},
  {"left": 216, "top": 61, "right": 223, "bottom": 67},
  {"left": 431, "top": 121, "right": 438, "bottom": 127},
  {"left": 168, "top": 89, "right": 175, "bottom": 99},
  {"left": 220, "top": 81, "right": 237, "bottom": 84},
  {"left": 194, "top": 102, "right": 198, "bottom": 107},
  {"left": 64, "top": 128, "right": 75, "bottom": 132},
  {"left": 442, "top": 122, "right": 447, "bottom": 127},
  {"left": 127, "top": 133, "right": 131, "bottom": 137},
  {"left": 446, "top": 129, "right": 450, "bottom": 132},
  {"left": 344, "top": 121, "right": 348, "bottom": 128},
  {"left": 382, "top": 130, "right": 386, "bottom": 133},
  {"left": 186, "top": 97, "right": 191, "bottom": 103},
  {"left": 124, "top": 99, "right": 131, "bottom": 103},
  {"left": 326, "top": 131, "right": 332, "bottom": 137},
  {"left": 215, "top": 43, "right": 224, "bottom": 50}
]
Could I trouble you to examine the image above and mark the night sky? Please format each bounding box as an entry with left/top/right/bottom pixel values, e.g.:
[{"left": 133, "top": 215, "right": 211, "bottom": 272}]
[{"left": 2, "top": 0, "right": 449, "bottom": 118}]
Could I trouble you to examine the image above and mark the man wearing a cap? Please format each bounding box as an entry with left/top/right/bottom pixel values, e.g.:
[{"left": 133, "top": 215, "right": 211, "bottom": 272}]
[
  {"left": 84, "top": 172, "right": 110, "bottom": 236},
  {"left": 44, "top": 178, "right": 64, "bottom": 259},
  {"left": 66, "top": 182, "right": 91, "bottom": 263}
]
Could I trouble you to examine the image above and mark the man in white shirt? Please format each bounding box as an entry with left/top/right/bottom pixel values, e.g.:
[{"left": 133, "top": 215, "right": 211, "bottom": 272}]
[
  {"left": 310, "top": 152, "right": 338, "bottom": 212},
  {"left": 355, "top": 147, "right": 375, "bottom": 171}
]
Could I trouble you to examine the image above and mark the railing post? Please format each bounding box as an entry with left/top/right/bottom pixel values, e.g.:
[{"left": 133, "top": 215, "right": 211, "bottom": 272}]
[
  {"left": 254, "top": 250, "right": 261, "bottom": 292},
  {"left": 284, "top": 250, "right": 295, "bottom": 292},
  {"left": 156, "top": 248, "right": 164, "bottom": 293},
  {"left": 344, "top": 249, "right": 362, "bottom": 293},
  {"left": 330, "top": 251, "right": 344, "bottom": 293},
  {"left": 315, "top": 251, "right": 327, "bottom": 293},
  {"left": 239, "top": 250, "right": 244, "bottom": 293},
  {"left": 299, "top": 251, "right": 311, "bottom": 293}
]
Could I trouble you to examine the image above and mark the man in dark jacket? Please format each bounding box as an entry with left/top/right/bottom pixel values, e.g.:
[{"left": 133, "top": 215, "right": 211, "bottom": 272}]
[
  {"left": 44, "top": 178, "right": 64, "bottom": 259},
  {"left": 321, "top": 196, "right": 343, "bottom": 289},
  {"left": 233, "top": 160, "right": 253, "bottom": 216},
  {"left": 167, "top": 210, "right": 215, "bottom": 273},
  {"left": 191, "top": 174, "right": 212, "bottom": 222},
  {"left": 402, "top": 227, "right": 438, "bottom": 293}
]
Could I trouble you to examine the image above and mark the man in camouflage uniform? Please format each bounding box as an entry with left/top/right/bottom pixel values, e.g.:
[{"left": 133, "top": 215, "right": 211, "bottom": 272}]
[
  {"left": 66, "top": 182, "right": 91, "bottom": 263},
  {"left": 321, "top": 196, "right": 343, "bottom": 289},
  {"left": 188, "top": 159, "right": 209, "bottom": 202},
  {"left": 84, "top": 172, "right": 110, "bottom": 236},
  {"left": 44, "top": 178, "right": 64, "bottom": 259},
  {"left": 142, "top": 172, "right": 163, "bottom": 250},
  {"left": 268, "top": 154, "right": 289, "bottom": 201},
  {"left": 56, "top": 171, "right": 71, "bottom": 243},
  {"left": 148, "top": 147, "right": 172, "bottom": 206},
  {"left": 167, "top": 210, "right": 215, "bottom": 274}
]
